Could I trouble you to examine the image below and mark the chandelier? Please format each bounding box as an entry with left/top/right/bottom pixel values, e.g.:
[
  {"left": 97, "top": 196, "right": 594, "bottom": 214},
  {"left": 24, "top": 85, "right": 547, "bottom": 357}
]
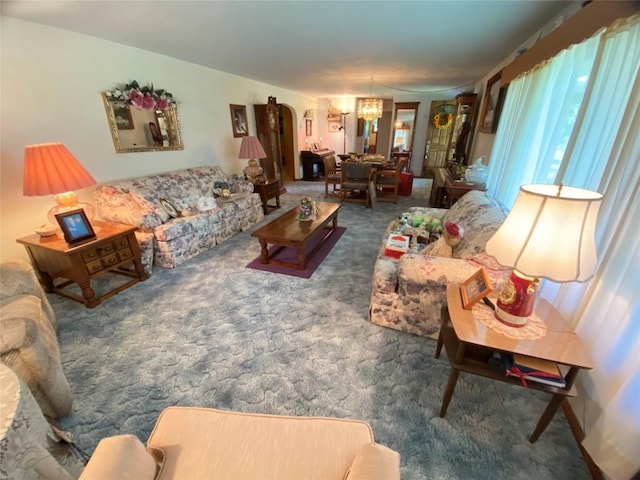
[{"left": 357, "top": 76, "right": 384, "bottom": 121}]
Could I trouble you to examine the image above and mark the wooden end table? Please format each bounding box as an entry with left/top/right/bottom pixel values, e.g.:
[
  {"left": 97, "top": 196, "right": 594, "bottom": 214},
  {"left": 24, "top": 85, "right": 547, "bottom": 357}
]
[
  {"left": 435, "top": 283, "right": 593, "bottom": 442},
  {"left": 17, "top": 221, "right": 149, "bottom": 308},
  {"left": 252, "top": 179, "right": 281, "bottom": 214}
]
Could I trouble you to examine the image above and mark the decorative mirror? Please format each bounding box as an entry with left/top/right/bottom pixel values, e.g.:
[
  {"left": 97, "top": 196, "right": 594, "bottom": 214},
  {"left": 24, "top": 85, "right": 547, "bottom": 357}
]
[
  {"left": 102, "top": 81, "right": 184, "bottom": 153},
  {"left": 390, "top": 102, "right": 419, "bottom": 171}
]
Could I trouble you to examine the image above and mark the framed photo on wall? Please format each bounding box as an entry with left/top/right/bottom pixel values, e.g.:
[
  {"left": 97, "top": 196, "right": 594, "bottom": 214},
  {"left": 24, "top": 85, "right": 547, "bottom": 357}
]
[
  {"left": 229, "top": 104, "right": 248, "bottom": 137},
  {"left": 478, "top": 70, "right": 507, "bottom": 134},
  {"left": 54, "top": 208, "right": 96, "bottom": 245},
  {"left": 460, "top": 267, "right": 493, "bottom": 309},
  {"left": 113, "top": 105, "right": 134, "bottom": 130},
  {"left": 305, "top": 119, "right": 312, "bottom": 137}
]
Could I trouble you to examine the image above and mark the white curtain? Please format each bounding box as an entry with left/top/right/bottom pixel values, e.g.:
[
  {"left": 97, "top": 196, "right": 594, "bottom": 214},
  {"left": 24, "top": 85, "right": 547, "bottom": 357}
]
[{"left": 487, "top": 15, "right": 640, "bottom": 480}]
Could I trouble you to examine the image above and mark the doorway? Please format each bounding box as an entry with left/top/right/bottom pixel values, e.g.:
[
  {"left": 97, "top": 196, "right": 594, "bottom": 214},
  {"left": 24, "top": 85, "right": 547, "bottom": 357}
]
[
  {"left": 277, "top": 104, "right": 296, "bottom": 183},
  {"left": 421, "top": 100, "right": 456, "bottom": 178}
]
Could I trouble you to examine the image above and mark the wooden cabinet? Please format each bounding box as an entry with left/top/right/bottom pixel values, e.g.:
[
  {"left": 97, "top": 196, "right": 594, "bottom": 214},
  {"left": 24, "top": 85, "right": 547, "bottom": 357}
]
[
  {"left": 446, "top": 93, "right": 478, "bottom": 165},
  {"left": 254, "top": 97, "right": 284, "bottom": 189}
]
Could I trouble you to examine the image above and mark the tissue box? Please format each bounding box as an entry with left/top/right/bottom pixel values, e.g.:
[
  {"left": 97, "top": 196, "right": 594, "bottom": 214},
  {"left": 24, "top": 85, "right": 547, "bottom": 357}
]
[{"left": 384, "top": 234, "right": 410, "bottom": 259}]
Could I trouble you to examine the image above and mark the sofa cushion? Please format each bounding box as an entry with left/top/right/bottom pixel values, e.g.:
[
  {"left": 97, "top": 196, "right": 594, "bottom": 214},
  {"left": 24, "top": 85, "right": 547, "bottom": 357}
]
[
  {"left": 147, "top": 406, "right": 375, "bottom": 480},
  {"left": 345, "top": 443, "right": 400, "bottom": 480},
  {"left": 79, "top": 435, "right": 157, "bottom": 480}
]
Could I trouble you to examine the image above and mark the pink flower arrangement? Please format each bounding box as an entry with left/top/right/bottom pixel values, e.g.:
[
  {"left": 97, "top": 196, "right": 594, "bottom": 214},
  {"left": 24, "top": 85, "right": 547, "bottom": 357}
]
[{"left": 106, "top": 80, "right": 176, "bottom": 111}]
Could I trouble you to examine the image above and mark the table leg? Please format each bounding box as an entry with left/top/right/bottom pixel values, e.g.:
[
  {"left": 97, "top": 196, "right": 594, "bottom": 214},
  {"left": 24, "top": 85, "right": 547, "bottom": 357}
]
[
  {"left": 297, "top": 246, "right": 305, "bottom": 269},
  {"left": 439, "top": 367, "right": 460, "bottom": 417},
  {"left": 529, "top": 394, "right": 565, "bottom": 443},
  {"left": 79, "top": 281, "right": 99, "bottom": 308},
  {"left": 259, "top": 239, "right": 269, "bottom": 264}
]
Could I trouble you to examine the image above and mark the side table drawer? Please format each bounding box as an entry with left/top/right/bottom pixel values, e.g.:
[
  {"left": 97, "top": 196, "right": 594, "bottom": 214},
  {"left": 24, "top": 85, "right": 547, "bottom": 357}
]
[
  {"left": 82, "top": 249, "right": 100, "bottom": 263},
  {"left": 117, "top": 248, "right": 133, "bottom": 261},
  {"left": 101, "top": 253, "right": 119, "bottom": 267},
  {"left": 114, "top": 237, "right": 131, "bottom": 250},
  {"left": 85, "top": 260, "right": 103, "bottom": 274},
  {"left": 97, "top": 244, "right": 116, "bottom": 256}
]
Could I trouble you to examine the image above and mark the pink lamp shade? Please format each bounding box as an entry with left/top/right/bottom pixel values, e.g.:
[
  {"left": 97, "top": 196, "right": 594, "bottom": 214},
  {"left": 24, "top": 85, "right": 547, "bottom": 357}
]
[
  {"left": 486, "top": 184, "right": 602, "bottom": 327},
  {"left": 23, "top": 142, "right": 97, "bottom": 224},
  {"left": 239, "top": 136, "right": 267, "bottom": 160},
  {"left": 239, "top": 136, "right": 266, "bottom": 181}
]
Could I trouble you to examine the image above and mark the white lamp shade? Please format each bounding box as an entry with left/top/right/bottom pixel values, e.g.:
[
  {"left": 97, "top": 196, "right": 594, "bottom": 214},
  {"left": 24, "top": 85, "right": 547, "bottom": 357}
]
[{"left": 486, "top": 184, "right": 602, "bottom": 282}]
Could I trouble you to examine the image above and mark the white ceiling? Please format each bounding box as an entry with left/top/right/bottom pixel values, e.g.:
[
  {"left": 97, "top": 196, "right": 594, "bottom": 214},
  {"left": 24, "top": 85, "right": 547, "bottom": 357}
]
[{"left": 1, "top": 0, "right": 574, "bottom": 98}]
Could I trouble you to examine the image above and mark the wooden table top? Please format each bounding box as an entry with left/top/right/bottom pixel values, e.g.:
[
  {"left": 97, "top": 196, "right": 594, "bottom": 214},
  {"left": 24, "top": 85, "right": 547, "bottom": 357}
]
[
  {"left": 251, "top": 202, "right": 340, "bottom": 243},
  {"left": 16, "top": 221, "right": 136, "bottom": 253},
  {"left": 446, "top": 283, "right": 592, "bottom": 369}
]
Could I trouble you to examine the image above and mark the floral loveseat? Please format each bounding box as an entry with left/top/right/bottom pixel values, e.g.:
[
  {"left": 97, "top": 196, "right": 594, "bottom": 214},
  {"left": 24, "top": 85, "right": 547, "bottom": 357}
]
[
  {"left": 369, "top": 190, "right": 512, "bottom": 339},
  {"left": 94, "top": 166, "right": 264, "bottom": 271}
]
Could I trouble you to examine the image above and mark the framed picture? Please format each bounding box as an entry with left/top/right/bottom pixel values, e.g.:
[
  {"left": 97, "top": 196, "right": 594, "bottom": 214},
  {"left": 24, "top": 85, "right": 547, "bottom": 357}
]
[
  {"left": 54, "top": 208, "right": 96, "bottom": 245},
  {"left": 460, "top": 267, "right": 493, "bottom": 309},
  {"left": 305, "top": 119, "right": 312, "bottom": 137},
  {"left": 113, "top": 104, "right": 134, "bottom": 130},
  {"left": 478, "top": 70, "right": 507, "bottom": 134},
  {"left": 229, "top": 104, "right": 248, "bottom": 138}
]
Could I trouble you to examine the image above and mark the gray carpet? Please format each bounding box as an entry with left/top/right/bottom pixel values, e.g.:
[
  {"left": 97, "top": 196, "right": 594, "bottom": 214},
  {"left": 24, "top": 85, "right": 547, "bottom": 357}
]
[{"left": 52, "top": 178, "right": 589, "bottom": 479}]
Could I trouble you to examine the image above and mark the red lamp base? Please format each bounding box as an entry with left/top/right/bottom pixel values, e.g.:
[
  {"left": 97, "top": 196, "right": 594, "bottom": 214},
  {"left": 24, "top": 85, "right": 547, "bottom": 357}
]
[{"left": 495, "top": 270, "right": 540, "bottom": 327}]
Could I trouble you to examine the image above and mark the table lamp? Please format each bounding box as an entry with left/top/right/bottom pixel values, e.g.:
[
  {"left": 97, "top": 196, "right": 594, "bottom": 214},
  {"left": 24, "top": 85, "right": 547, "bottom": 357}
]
[
  {"left": 23, "top": 142, "right": 97, "bottom": 226},
  {"left": 485, "top": 184, "right": 602, "bottom": 327},
  {"left": 239, "top": 136, "right": 266, "bottom": 182}
]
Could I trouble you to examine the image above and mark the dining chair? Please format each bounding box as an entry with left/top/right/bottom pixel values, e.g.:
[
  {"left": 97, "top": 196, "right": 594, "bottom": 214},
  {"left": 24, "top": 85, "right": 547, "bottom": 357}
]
[
  {"left": 341, "top": 162, "right": 373, "bottom": 207},
  {"left": 323, "top": 155, "right": 342, "bottom": 198},
  {"left": 373, "top": 158, "right": 406, "bottom": 203}
]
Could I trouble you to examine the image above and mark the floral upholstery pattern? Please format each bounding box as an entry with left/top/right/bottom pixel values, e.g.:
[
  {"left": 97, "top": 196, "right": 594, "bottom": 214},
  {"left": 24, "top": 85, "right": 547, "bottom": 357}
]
[
  {"left": 369, "top": 191, "right": 512, "bottom": 339},
  {"left": 94, "top": 167, "right": 264, "bottom": 271}
]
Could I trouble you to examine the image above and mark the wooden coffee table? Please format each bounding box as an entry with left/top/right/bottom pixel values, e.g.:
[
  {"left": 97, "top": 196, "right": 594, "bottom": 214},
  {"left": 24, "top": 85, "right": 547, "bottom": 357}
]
[
  {"left": 251, "top": 202, "right": 340, "bottom": 270},
  {"left": 436, "top": 283, "right": 593, "bottom": 442}
]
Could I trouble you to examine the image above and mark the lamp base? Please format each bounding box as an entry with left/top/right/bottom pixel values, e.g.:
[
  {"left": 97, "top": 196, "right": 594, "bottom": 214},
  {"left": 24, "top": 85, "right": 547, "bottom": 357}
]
[
  {"left": 494, "top": 271, "right": 540, "bottom": 327},
  {"left": 47, "top": 192, "right": 96, "bottom": 225},
  {"left": 243, "top": 159, "right": 264, "bottom": 183}
]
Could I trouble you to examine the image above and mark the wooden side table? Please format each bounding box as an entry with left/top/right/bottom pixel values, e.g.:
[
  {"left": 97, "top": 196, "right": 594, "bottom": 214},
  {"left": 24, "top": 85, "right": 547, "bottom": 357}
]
[
  {"left": 253, "top": 179, "right": 281, "bottom": 214},
  {"left": 17, "top": 221, "right": 149, "bottom": 308},
  {"left": 429, "top": 167, "right": 486, "bottom": 208},
  {"left": 435, "top": 284, "right": 593, "bottom": 442}
]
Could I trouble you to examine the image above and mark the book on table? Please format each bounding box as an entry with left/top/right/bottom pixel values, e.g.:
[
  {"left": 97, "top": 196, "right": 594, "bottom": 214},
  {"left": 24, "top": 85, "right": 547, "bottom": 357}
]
[{"left": 501, "top": 353, "right": 566, "bottom": 388}]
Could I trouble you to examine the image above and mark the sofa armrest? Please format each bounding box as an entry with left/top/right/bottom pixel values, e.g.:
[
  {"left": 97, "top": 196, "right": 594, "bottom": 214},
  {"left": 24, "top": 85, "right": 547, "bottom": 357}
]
[
  {"left": 79, "top": 435, "right": 157, "bottom": 480},
  {"left": 345, "top": 443, "right": 400, "bottom": 480},
  {"left": 0, "top": 260, "right": 56, "bottom": 328},
  {"left": 399, "top": 254, "right": 509, "bottom": 291}
]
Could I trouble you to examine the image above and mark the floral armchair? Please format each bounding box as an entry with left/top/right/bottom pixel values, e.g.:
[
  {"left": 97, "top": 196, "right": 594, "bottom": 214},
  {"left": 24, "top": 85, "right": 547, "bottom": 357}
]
[{"left": 369, "top": 190, "right": 512, "bottom": 339}]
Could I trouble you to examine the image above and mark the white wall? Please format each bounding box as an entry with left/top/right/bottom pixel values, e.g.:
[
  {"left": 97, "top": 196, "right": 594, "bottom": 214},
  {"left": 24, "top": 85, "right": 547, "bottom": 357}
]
[{"left": 0, "top": 17, "right": 316, "bottom": 262}]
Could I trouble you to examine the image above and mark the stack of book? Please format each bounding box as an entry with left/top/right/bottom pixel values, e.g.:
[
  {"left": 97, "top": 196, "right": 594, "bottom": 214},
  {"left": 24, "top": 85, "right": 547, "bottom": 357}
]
[{"left": 501, "top": 353, "right": 566, "bottom": 388}]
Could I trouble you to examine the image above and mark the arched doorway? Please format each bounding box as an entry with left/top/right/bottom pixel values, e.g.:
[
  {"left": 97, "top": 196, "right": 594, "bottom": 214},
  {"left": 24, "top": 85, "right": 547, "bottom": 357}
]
[{"left": 278, "top": 104, "right": 296, "bottom": 183}]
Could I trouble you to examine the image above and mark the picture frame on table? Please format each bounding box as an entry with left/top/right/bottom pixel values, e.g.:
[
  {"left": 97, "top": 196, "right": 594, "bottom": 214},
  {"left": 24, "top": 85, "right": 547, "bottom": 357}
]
[
  {"left": 229, "top": 104, "right": 248, "bottom": 138},
  {"left": 305, "top": 119, "right": 312, "bottom": 137},
  {"left": 54, "top": 208, "right": 97, "bottom": 245},
  {"left": 113, "top": 104, "right": 134, "bottom": 130},
  {"left": 460, "top": 267, "right": 493, "bottom": 309},
  {"left": 478, "top": 70, "right": 507, "bottom": 134}
]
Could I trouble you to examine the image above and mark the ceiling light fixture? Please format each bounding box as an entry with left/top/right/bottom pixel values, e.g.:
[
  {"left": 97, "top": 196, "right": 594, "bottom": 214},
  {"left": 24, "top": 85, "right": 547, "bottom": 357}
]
[{"left": 357, "top": 77, "right": 384, "bottom": 121}]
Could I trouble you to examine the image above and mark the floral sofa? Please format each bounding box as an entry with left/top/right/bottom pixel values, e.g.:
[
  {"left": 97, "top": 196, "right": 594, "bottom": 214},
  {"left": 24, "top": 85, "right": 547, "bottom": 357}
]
[
  {"left": 369, "top": 190, "right": 512, "bottom": 339},
  {"left": 94, "top": 166, "right": 264, "bottom": 271}
]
